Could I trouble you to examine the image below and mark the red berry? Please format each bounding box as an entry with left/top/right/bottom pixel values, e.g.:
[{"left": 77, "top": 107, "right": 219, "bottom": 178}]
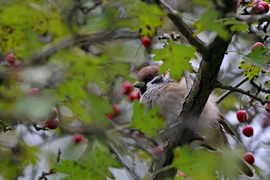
[
  {"left": 251, "top": 4, "right": 265, "bottom": 14},
  {"left": 28, "top": 88, "right": 39, "bottom": 95},
  {"left": 122, "top": 81, "right": 133, "bottom": 95},
  {"left": 237, "top": 0, "right": 242, "bottom": 7},
  {"left": 236, "top": 110, "right": 248, "bottom": 122},
  {"left": 243, "top": 152, "right": 255, "bottom": 165},
  {"left": 252, "top": 42, "right": 265, "bottom": 50},
  {"left": 265, "top": 103, "right": 270, "bottom": 113},
  {"left": 129, "top": 91, "right": 140, "bottom": 102},
  {"left": 73, "top": 133, "right": 84, "bottom": 143},
  {"left": 106, "top": 104, "right": 121, "bottom": 120},
  {"left": 113, "top": 104, "right": 121, "bottom": 115},
  {"left": 242, "top": 125, "right": 254, "bottom": 137},
  {"left": 260, "top": 1, "right": 269, "bottom": 13},
  {"left": 6, "top": 53, "right": 16, "bottom": 63},
  {"left": 45, "top": 118, "right": 59, "bottom": 129},
  {"left": 141, "top": 36, "right": 152, "bottom": 48},
  {"left": 106, "top": 114, "right": 115, "bottom": 119},
  {"left": 50, "top": 107, "right": 58, "bottom": 119},
  {"left": 13, "top": 60, "right": 21, "bottom": 67}
]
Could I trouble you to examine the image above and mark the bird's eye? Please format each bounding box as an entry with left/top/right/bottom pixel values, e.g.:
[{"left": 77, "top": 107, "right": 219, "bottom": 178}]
[{"left": 147, "top": 76, "right": 153, "bottom": 81}]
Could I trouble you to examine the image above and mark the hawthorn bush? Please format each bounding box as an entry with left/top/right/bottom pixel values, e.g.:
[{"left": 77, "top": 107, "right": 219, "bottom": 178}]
[{"left": 1, "top": 0, "right": 270, "bottom": 179}]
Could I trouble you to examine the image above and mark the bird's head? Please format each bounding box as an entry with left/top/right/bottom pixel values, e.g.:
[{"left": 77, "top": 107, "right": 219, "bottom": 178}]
[{"left": 133, "top": 65, "right": 170, "bottom": 95}]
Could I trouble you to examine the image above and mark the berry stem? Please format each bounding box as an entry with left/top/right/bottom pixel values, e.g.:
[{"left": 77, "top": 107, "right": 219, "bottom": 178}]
[
  {"left": 246, "top": 30, "right": 255, "bottom": 44},
  {"left": 225, "top": 50, "right": 244, "bottom": 55},
  {"left": 239, "top": 94, "right": 243, "bottom": 110},
  {"left": 131, "top": 43, "right": 142, "bottom": 63}
]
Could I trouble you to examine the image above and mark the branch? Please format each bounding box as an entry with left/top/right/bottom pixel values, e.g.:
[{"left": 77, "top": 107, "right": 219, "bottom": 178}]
[
  {"left": 236, "top": 14, "right": 270, "bottom": 24},
  {"left": 39, "top": 148, "right": 61, "bottom": 180},
  {"left": 215, "top": 76, "right": 249, "bottom": 104},
  {"left": 159, "top": 0, "right": 208, "bottom": 56},
  {"left": 167, "top": 12, "right": 208, "bottom": 56},
  {"left": 215, "top": 81, "right": 270, "bottom": 105},
  {"left": 153, "top": 36, "right": 233, "bottom": 180},
  {"left": 29, "top": 30, "right": 140, "bottom": 63}
]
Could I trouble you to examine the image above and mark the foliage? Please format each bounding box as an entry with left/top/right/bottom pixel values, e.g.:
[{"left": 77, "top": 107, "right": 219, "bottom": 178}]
[
  {"left": 153, "top": 40, "right": 196, "bottom": 81},
  {"left": 131, "top": 100, "right": 166, "bottom": 136},
  {"left": 0, "top": 0, "right": 269, "bottom": 180},
  {"left": 193, "top": 9, "right": 230, "bottom": 40}
]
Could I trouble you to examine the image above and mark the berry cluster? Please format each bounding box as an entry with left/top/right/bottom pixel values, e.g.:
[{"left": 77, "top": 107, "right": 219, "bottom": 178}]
[
  {"left": 122, "top": 81, "right": 140, "bottom": 102},
  {"left": 106, "top": 81, "right": 140, "bottom": 120},
  {"left": 5, "top": 53, "right": 21, "bottom": 67},
  {"left": 236, "top": 110, "right": 254, "bottom": 137}
]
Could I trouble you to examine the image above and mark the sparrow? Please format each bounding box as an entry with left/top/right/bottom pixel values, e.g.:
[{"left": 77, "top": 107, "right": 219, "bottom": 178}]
[{"left": 133, "top": 65, "right": 255, "bottom": 177}]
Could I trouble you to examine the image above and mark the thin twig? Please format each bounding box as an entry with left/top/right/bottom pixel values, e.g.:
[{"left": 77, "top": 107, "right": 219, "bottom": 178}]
[
  {"left": 107, "top": 140, "right": 141, "bottom": 180},
  {"left": 215, "top": 81, "right": 270, "bottom": 105},
  {"left": 215, "top": 77, "right": 249, "bottom": 104},
  {"left": 39, "top": 148, "right": 61, "bottom": 180},
  {"left": 33, "top": 122, "right": 49, "bottom": 131}
]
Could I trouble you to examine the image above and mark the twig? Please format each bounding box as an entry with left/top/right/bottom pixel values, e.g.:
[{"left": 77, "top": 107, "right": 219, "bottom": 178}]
[
  {"left": 107, "top": 140, "right": 141, "bottom": 180},
  {"left": 215, "top": 76, "right": 249, "bottom": 104},
  {"left": 0, "top": 121, "right": 13, "bottom": 132},
  {"left": 160, "top": 0, "right": 177, "bottom": 13},
  {"left": 215, "top": 81, "right": 270, "bottom": 105},
  {"left": 250, "top": 78, "right": 270, "bottom": 94},
  {"left": 39, "top": 148, "right": 61, "bottom": 180},
  {"left": 29, "top": 30, "right": 140, "bottom": 63},
  {"left": 33, "top": 122, "right": 49, "bottom": 131},
  {"left": 236, "top": 14, "right": 270, "bottom": 24},
  {"left": 164, "top": 8, "right": 207, "bottom": 56}
]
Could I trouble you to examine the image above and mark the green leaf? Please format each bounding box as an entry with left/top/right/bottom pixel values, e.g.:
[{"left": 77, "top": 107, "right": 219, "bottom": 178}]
[
  {"left": 221, "top": 18, "right": 248, "bottom": 32},
  {"left": 239, "top": 61, "right": 263, "bottom": 80},
  {"left": 126, "top": 1, "right": 166, "bottom": 38},
  {"left": 242, "top": 47, "right": 269, "bottom": 69},
  {"left": 153, "top": 41, "right": 196, "bottom": 81},
  {"left": 0, "top": 158, "right": 22, "bottom": 179},
  {"left": 54, "top": 146, "right": 121, "bottom": 180},
  {"left": 193, "top": 9, "right": 230, "bottom": 40},
  {"left": 172, "top": 146, "right": 219, "bottom": 180},
  {"left": 131, "top": 100, "right": 166, "bottom": 136},
  {"left": 86, "top": 94, "right": 113, "bottom": 126}
]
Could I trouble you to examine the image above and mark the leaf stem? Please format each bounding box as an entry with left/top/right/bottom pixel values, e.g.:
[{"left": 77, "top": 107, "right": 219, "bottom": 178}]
[{"left": 225, "top": 50, "right": 244, "bottom": 55}]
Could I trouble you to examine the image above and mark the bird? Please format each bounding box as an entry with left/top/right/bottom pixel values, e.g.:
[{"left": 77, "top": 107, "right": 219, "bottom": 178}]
[{"left": 133, "top": 65, "right": 255, "bottom": 178}]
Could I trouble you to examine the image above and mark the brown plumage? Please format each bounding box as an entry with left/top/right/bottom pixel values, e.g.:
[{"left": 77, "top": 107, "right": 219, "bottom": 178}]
[{"left": 134, "top": 65, "right": 255, "bottom": 178}]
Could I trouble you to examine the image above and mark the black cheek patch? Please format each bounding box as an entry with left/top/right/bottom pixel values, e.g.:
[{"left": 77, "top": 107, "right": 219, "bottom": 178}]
[
  {"left": 151, "top": 76, "right": 163, "bottom": 84},
  {"left": 140, "top": 86, "right": 147, "bottom": 95}
]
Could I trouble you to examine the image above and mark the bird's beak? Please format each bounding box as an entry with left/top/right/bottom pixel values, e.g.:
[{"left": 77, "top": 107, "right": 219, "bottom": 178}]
[{"left": 133, "top": 81, "right": 145, "bottom": 88}]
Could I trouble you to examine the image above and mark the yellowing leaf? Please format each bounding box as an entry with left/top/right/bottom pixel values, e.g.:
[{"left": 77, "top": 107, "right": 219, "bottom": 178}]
[
  {"left": 126, "top": 1, "right": 166, "bottom": 38},
  {"left": 153, "top": 41, "right": 196, "bottom": 81},
  {"left": 239, "top": 61, "right": 263, "bottom": 80},
  {"left": 131, "top": 100, "right": 166, "bottom": 136}
]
